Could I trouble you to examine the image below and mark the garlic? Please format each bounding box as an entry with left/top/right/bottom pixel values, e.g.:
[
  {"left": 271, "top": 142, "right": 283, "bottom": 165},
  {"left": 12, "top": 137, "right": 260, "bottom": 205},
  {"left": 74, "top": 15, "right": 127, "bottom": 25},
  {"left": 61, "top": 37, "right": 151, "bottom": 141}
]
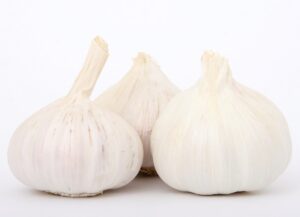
[
  {"left": 151, "top": 51, "right": 291, "bottom": 195},
  {"left": 8, "top": 37, "right": 143, "bottom": 197},
  {"left": 95, "top": 53, "right": 179, "bottom": 175}
]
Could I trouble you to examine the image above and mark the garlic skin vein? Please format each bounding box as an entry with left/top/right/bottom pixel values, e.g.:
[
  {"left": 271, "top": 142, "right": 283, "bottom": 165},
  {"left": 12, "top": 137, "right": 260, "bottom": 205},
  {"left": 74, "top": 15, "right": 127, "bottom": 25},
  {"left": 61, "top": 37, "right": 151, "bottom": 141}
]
[
  {"left": 151, "top": 51, "right": 291, "bottom": 195},
  {"left": 95, "top": 53, "right": 179, "bottom": 173},
  {"left": 8, "top": 37, "right": 143, "bottom": 197}
]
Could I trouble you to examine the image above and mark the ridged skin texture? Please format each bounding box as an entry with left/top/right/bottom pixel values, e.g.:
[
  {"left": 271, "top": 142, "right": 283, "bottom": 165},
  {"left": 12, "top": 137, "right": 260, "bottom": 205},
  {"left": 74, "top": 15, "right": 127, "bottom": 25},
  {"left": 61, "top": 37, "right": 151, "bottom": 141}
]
[
  {"left": 151, "top": 51, "right": 291, "bottom": 195},
  {"left": 8, "top": 100, "right": 143, "bottom": 196},
  {"left": 95, "top": 53, "right": 179, "bottom": 171}
]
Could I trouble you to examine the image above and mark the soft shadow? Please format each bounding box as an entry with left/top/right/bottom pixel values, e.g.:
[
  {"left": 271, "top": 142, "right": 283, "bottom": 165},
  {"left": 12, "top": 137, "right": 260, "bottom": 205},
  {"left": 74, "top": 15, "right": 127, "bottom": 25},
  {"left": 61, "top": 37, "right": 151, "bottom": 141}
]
[
  {"left": 102, "top": 176, "right": 165, "bottom": 198},
  {"left": 18, "top": 177, "right": 298, "bottom": 199},
  {"left": 19, "top": 188, "right": 63, "bottom": 199},
  {"left": 167, "top": 181, "right": 297, "bottom": 198},
  {"left": 18, "top": 176, "right": 164, "bottom": 199}
]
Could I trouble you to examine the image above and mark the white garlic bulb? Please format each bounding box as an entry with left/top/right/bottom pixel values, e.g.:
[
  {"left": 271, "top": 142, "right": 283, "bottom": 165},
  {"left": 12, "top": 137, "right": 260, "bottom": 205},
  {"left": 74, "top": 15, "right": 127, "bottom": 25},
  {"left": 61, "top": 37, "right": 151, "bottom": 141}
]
[
  {"left": 8, "top": 37, "right": 143, "bottom": 197},
  {"left": 151, "top": 51, "right": 291, "bottom": 195},
  {"left": 95, "top": 53, "right": 179, "bottom": 174}
]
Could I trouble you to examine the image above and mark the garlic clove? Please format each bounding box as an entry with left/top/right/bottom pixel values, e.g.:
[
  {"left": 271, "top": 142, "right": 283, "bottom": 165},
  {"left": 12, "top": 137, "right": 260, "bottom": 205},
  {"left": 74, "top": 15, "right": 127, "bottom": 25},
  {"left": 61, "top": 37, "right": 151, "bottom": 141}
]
[
  {"left": 151, "top": 51, "right": 291, "bottom": 195},
  {"left": 8, "top": 37, "right": 143, "bottom": 197},
  {"left": 95, "top": 52, "right": 179, "bottom": 174}
]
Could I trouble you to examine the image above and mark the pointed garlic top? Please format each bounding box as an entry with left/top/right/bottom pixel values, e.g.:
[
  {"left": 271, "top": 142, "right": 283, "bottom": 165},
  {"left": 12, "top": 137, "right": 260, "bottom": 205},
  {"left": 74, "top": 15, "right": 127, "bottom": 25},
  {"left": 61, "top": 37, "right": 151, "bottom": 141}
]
[
  {"left": 200, "top": 51, "right": 233, "bottom": 92},
  {"left": 67, "top": 36, "right": 108, "bottom": 102}
]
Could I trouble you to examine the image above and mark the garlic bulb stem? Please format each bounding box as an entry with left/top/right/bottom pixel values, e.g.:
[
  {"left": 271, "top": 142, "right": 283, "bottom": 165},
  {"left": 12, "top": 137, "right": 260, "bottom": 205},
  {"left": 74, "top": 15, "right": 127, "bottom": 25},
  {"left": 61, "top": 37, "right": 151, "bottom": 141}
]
[
  {"left": 68, "top": 36, "right": 108, "bottom": 99},
  {"left": 134, "top": 52, "right": 152, "bottom": 67},
  {"left": 201, "top": 51, "right": 232, "bottom": 91}
]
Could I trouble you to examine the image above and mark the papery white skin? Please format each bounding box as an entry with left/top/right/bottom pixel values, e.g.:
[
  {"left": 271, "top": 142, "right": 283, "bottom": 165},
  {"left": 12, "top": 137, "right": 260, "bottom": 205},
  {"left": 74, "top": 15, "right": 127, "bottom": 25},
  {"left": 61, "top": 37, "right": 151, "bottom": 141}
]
[
  {"left": 95, "top": 53, "right": 179, "bottom": 172},
  {"left": 8, "top": 37, "right": 143, "bottom": 197},
  {"left": 151, "top": 51, "right": 291, "bottom": 195}
]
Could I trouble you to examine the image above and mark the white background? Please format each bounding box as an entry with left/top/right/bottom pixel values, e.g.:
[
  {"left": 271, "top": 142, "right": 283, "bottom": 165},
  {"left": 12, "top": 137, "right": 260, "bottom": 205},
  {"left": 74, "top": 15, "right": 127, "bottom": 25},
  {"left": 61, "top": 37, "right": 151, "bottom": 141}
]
[{"left": 0, "top": 0, "right": 299, "bottom": 216}]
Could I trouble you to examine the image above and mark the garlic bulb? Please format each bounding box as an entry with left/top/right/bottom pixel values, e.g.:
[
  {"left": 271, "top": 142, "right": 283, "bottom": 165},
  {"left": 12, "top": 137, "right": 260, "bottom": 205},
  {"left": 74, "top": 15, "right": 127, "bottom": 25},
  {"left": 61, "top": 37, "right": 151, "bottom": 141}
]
[
  {"left": 95, "top": 53, "right": 179, "bottom": 174},
  {"left": 151, "top": 51, "right": 291, "bottom": 195},
  {"left": 8, "top": 37, "right": 143, "bottom": 197}
]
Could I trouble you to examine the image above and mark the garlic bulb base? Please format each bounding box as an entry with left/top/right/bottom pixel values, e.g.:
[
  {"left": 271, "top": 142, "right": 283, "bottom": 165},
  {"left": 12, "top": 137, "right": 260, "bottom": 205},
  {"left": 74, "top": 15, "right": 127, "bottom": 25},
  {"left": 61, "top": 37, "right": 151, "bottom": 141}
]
[
  {"left": 139, "top": 167, "right": 157, "bottom": 176},
  {"left": 46, "top": 190, "right": 103, "bottom": 198}
]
